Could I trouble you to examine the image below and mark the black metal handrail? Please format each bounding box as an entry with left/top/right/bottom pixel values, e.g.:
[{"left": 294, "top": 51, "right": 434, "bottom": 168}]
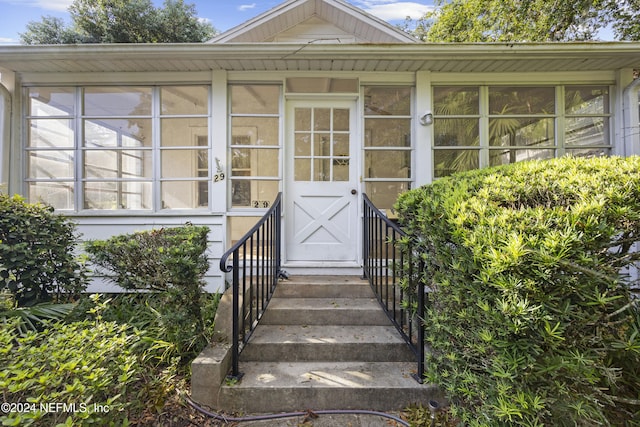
[
  {"left": 219, "top": 193, "right": 282, "bottom": 380},
  {"left": 362, "top": 193, "right": 426, "bottom": 383}
]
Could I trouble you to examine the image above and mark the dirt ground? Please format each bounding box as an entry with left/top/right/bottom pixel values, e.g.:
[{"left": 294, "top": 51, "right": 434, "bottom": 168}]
[{"left": 148, "top": 394, "right": 411, "bottom": 427}]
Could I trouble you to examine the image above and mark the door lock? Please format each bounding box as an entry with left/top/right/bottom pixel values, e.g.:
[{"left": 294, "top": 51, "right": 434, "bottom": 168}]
[{"left": 351, "top": 189, "right": 357, "bottom": 195}]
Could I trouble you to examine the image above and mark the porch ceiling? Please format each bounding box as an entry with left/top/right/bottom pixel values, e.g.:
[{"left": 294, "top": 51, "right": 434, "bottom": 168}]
[{"left": 1, "top": 43, "right": 640, "bottom": 75}]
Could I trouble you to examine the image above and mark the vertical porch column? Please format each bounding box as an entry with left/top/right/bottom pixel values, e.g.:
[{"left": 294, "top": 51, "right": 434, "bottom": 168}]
[
  {"left": 415, "top": 71, "right": 432, "bottom": 186},
  {"left": 210, "top": 70, "right": 228, "bottom": 213}
]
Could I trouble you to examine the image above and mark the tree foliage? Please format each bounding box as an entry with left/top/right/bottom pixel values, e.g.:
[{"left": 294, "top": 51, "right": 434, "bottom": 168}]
[
  {"left": 19, "top": 0, "right": 216, "bottom": 44},
  {"left": 418, "top": 0, "right": 640, "bottom": 42}
]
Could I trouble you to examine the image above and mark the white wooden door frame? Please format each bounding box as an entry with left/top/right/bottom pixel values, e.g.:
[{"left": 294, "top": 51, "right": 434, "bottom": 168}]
[{"left": 283, "top": 97, "right": 361, "bottom": 266}]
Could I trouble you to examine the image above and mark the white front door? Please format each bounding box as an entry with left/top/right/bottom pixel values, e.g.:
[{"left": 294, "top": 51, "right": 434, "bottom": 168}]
[{"left": 285, "top": 99, "right": 359, "bottom": 263}]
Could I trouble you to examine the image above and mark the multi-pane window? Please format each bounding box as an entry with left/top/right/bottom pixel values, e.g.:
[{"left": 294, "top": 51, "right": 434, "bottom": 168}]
[
  {"left": 433, "top": 85, "right": 611, "bottom": 178},
  {"left": 229, "top": 85, "right": 281, "bottom": 209},
  {"left": 26, "top": 85, "right": 210, "bottom": 211},
  {"left": 82, "top": 87, "right": 153, "bottom": 209},
  {"left": 159, "top": 86, "right": 209, "bottom": 209},
  {"left": 27, "top": 87, "right": 76, "bottom": 209},
  {"left": 363, "top": 86, "right": 412, "bottom": 209}
]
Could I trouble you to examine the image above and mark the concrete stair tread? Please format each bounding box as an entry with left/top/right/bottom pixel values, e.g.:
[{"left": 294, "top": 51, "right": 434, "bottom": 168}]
[
  {"left": 275, "top": 278, "right": 373, "bottom": 298},
  {"left": 247, "top": 325, "right": 406, "bottom": 345},
  {"left": 267, "top": 297, "right": 380, "bottom": 310},
  {"left": 232, "top": 361, "right": 423, "bottom": 389},
  {"left": 281, "top": 275, "right": 369, "bottom": 284}
]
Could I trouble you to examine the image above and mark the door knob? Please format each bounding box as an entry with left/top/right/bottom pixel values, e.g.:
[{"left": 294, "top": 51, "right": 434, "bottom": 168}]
[{"left": 351, "top": 189, "right": 357, "bottom": 195}]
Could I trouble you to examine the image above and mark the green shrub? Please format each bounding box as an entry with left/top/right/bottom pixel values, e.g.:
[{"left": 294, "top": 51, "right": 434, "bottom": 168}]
[
  {"left": 85, "top": 225, "right": 211, "bottom": 364},
  {"left": 396, "top": 156, "right": 640, "bottom": 426},
  {"left": 0, "top": 295, "right": 180, "bottom": 426},
  {"left": 0, "top": 194, "right": 88, "bottom": 306}
]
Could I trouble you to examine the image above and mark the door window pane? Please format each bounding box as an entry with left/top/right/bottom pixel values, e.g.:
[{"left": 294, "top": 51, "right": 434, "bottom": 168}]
[{"left": 294, "top": 107, "right": 350, "bottom": 182}]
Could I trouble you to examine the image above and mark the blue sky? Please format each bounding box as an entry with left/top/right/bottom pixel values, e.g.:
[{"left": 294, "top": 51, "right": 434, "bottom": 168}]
[{"left": 0, "top": 0, "right": 434, "bottom": 44}]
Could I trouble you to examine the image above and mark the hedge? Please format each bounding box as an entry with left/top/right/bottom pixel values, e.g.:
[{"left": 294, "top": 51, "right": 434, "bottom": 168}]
[
  {"left": 0, "top": 194, "right": 87, "bottom": 306},
  {"left": 85, "top": 225, "right": 211, "bottom": 364},
  {"left": 396, "top": 156, "right": 640, "bottom": 426}
]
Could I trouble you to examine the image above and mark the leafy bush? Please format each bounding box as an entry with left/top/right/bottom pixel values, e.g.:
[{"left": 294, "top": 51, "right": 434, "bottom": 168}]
[
  {"left": 0, "top": 194, "right": 88, "bottom": 306},
  {"left": 1, "top": 289, "right": 75, "bottom": 335},
  {"left": 85, "top": 225, "right": 211, "bottom": 364},
  {"left": 396, "top": 156, "right": 640, "bottom": 426},
  {"left": 0, "top": 295, "right": 184, "bottom": 426}
]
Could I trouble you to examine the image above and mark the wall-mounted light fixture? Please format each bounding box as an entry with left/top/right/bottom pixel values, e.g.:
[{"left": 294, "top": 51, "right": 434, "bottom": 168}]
[{"left": 419, "top": 111, "right": 433, "bottom": 126}]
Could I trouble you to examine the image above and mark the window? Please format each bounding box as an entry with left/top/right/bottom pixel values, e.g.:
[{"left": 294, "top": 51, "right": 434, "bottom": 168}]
[
  {"left": 26, "top": 85, "right": 210, "bottom": 211},
  {"left": 26, "top": 87, "right": 76, "bottom": 209},
  {"left": 433, "top": 85, "right": 611, "bottom": 178},
  {"left": 229, "top": 85, "right": 281, "bottom": 209},
  {"left": 363, "top": 86, "right": 412, "bottom": 209}
]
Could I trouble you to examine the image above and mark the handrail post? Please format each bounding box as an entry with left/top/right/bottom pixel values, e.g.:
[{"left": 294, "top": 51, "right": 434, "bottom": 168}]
[
  {"left": 413, "top": 258, "right": 426, "bottom": 384},
  {"left": 230, "top": 251, "right": 242, "bottom": 380}
]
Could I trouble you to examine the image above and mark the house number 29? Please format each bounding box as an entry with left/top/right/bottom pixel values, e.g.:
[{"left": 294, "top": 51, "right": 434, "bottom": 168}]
[{"left": 214, "top": 157, "right": 225, "bottom": 182}]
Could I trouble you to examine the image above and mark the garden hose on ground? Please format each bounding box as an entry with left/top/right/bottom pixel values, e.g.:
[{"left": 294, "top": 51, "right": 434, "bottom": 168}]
[{"left": 182, "top": 393, "right": 411, "bottom": 426}]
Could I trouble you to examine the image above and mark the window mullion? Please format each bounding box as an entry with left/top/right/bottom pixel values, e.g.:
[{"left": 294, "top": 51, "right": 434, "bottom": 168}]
[
  {"left": 152, "top": 87, "right": 161, "bottom": 212},
  {"left": 556, "top": 86, "right": 566, "bottom": 157},
  {"left": 75, "top": 87, "right": 83, "bottom": 212},
  {"left": 479, "top": 86, "right": 490, "bottom": 169}
]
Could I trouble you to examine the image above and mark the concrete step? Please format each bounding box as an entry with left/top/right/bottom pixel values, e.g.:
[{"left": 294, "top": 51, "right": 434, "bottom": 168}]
[
  {"left": 218, "top": 361, "right": 439, "bottom": 412},
  {"left": 275, "top": 276, "right": 373, "bottom": 299},
  {"left": 260, "top": 297, "right": 390, "bottom": 325},
  {"left": 240, "top": 325, "right": 414, "bottom": 362}
]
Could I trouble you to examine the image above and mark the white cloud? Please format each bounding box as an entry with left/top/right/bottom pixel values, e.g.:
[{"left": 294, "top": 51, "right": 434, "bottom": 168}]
[
  {"left": 0, "top": 0, "right": 72, "bottom": 12},
  {"left": 352, "top": 1, "right": 432, "bottom": 21},
  {"left": 238, "top": 3, "right": 257, "bottom": 12},
  {"left": 0, "top": 37, "right": 18, "bottom": 44}
]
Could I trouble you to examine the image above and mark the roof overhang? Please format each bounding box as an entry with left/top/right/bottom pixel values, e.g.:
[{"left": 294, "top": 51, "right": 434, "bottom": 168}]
[{"left": 1, "top": 42, "right": 639, "bottom": 75}]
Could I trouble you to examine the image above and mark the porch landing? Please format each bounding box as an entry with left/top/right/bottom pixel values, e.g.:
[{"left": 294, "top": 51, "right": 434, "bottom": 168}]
[{"left": 191, "top": 275, "right": 440, "bottom": 413}]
